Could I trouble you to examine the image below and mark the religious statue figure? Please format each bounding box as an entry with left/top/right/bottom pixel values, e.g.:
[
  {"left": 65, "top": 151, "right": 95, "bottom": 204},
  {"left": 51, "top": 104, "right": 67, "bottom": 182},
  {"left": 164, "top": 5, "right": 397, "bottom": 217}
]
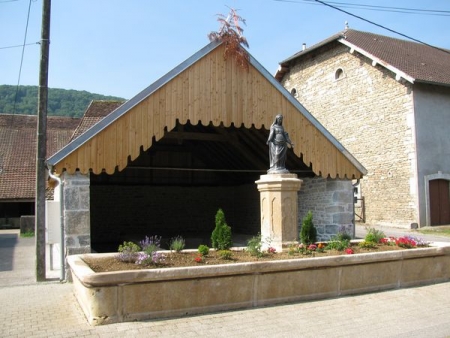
[{"left": 266, "top": 114, "right": 294, "bottom": 174}]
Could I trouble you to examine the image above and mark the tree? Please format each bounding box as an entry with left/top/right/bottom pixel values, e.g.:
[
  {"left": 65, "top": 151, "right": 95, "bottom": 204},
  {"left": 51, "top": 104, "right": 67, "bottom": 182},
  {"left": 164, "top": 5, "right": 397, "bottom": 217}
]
[{"left": 208, "top": 7, "right": 250, "bottom": 71}]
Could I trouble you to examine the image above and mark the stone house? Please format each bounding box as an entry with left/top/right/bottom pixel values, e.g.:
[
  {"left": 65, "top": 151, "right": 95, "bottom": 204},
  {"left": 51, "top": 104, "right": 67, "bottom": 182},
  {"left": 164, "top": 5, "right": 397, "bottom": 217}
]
[
  {"left": 46, "top": 41, "right": 366, "bottom": 256},
  {"left": 276, "top": 29, "right": 450, "bottom": 228},
  {"left": 0, "top": 114, "right": 79, "bottom": 228}
]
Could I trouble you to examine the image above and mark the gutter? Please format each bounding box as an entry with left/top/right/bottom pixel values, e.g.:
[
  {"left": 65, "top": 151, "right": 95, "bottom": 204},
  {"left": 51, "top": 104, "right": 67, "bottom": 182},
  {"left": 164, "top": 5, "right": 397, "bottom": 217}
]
[{"left": 47, "top": 165, "right": 65, "bottom": 281}]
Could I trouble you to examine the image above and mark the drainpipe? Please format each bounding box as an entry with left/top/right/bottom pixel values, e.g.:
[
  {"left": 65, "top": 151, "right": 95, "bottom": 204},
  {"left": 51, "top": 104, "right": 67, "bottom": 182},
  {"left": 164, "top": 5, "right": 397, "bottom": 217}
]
[{"left": 47, "top": 165, "right": 65, "bottom": 281}]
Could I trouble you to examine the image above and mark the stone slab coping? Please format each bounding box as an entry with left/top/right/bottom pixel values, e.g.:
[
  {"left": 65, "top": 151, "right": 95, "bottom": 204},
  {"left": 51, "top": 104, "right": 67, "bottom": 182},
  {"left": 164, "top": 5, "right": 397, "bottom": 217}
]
[{"left": 68, "top": 243, "right": 450, "bottom": 288}]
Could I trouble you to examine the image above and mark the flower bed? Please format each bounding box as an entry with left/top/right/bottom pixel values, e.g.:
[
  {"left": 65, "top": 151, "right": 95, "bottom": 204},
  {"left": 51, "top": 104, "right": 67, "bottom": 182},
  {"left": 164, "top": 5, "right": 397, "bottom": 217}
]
[{"left": 68, "top": 241, "right": 450, "bottom": 326}]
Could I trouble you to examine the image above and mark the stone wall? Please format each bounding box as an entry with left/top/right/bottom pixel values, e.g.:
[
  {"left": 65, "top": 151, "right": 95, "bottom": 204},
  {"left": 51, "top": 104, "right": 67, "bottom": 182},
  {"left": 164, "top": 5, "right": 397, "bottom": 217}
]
[
  {"left": 63, "top": 171, "right": 90, "bottom": 255},
  {"left": 298, "top": 177, "right": 354, "bottom": 241},
  {"left": 282, "top": 44, "right": 418, "bottom": 227}
]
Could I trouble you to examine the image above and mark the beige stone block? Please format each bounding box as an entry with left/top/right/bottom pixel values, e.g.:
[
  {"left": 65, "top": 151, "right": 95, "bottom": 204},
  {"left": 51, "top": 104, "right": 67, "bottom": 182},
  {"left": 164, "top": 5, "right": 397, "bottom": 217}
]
[
  {"left": 255, "top": 268, "right": 339, "bottom": 304},
  {"left": 256, "top": 174, "right": 302, "bottom": 251},
  {"left": 400, "top": 255, "right": 450, "bottom": 287},
  {"left": 122, "top": 275, "right": 255, "bottom": 320},
  {"left": 339, "top": 261, "right": 402, "bottom": 295}
]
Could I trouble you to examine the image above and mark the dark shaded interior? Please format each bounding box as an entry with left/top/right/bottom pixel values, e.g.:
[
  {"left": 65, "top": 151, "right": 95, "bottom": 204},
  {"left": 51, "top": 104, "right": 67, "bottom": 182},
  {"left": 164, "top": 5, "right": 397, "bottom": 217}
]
[{"left": 90, "top": 120, "right": 314, "bottom": 252}]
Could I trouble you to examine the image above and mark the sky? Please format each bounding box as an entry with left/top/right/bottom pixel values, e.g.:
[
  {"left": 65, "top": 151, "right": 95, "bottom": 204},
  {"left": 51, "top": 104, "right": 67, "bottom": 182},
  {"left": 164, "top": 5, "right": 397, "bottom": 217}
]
[{"left": 1, "top": 0, "right": 450, "bottom": 99}]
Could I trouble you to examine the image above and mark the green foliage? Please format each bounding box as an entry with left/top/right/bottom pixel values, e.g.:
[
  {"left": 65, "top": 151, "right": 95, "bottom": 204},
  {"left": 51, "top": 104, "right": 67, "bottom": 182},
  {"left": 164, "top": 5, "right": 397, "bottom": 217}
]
[
  {"left": 246, "top": 234, "right": 264, "bottom": 258},
  {"left": 117, "top": 241, "right": 140, "bottom": 263},
  {"left": 358, "top": 240, "right": 378, "bottom": 249},
  {"left": 20, "top": 231, "right": 35, "bottom": 238},
  {"left": 0, "top": 85, "right": 125, "bottom": 117},
  {"left": 218, "top": 250, "right": 233, "bottom": 260},
  {"left": 326, "top": 239, "right": 350, "bottom": 251},
  {"left": 169, "top": 236, "right": 185, "bottom": 252},
  {"left": 198, "top": 244, "right": 210, "bottom": 256},
  {"left": 300, "top": 211, "right": 317, "bottom": 245},
  {"left": 211, "top": 208, "right": 232, "bottom": 250},
  {"left": 364, "top": 227, "right": 385, "bottom": 244}
]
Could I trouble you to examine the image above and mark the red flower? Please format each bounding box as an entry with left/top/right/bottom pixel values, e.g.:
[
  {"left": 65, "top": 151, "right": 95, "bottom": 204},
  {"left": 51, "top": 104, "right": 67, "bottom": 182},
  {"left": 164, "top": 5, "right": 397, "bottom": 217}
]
[
  {"left": 345, "top": 248, "right": 354, "bottom": 254},
  {"left": 194, "top": 255, "right": 204, "bottom": 263}
]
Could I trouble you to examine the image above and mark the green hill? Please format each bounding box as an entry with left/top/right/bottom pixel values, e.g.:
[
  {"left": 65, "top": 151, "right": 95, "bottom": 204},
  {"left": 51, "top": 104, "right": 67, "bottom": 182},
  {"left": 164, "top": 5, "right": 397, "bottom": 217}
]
[{"left": 0, "top": 85, "right": 125, "bottom": 118}]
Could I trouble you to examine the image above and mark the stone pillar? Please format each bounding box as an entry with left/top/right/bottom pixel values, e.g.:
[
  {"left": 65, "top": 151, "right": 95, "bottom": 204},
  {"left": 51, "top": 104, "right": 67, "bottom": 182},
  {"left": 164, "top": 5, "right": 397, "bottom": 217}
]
[
  {"left": 63, "top": 171, "right": 91, "bottom": 256},
  {"left": 255, "top": 174, "right": 303, "bottom": 252}
]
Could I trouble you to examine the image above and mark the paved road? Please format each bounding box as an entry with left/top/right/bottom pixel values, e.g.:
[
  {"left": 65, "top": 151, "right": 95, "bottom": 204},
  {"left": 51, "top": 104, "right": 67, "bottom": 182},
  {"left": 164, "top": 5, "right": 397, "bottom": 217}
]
[
  {"left": 355, "top": 223, "right": 450, "bottom": 243},
  {"left": 1, "top": 228, "right": 450, "bottom": 337}
]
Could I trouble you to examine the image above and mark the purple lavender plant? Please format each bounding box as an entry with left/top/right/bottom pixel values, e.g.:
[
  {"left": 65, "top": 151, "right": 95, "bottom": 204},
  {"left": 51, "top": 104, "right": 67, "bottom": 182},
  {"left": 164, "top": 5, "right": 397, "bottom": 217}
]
[{"left": 139, "top": 235, "right": 162, "bottom": 254}]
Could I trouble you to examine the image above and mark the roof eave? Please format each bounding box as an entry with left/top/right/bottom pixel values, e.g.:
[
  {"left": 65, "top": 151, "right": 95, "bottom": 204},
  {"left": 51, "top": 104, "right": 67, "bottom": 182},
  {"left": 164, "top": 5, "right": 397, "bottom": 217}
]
[
  {"left": 47, "top": 40, "right": 223, "bottom": 166},
  {"left": 338, "top": 38, "right": 416, "bottom": 84}
]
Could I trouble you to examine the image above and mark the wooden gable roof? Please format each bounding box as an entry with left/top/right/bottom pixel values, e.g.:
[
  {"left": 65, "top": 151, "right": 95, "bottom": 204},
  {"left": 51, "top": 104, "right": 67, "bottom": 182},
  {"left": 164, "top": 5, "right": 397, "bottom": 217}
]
[{"left": 47, "top": 41, "right": 366, "bottom": 179}]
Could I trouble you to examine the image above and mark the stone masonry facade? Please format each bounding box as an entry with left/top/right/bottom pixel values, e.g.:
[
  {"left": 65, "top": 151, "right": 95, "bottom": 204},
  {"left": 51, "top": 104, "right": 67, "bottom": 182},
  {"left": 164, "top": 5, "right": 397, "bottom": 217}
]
[
  {"left": 282, "top": 43, "right": 418, "bottom": 227},
  {"left": 63, "top": 171, "right": 91, "bottom": 256},
  {"left": 298, "top": 176, "right": 354, "bottom": 241}
]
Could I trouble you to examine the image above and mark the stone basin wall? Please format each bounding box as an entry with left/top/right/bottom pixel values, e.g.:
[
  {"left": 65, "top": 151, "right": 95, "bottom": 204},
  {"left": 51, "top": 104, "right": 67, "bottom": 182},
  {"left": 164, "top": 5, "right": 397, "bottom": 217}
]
[{"left": 69, "top": 244, "right": 450, "bottom": 326}]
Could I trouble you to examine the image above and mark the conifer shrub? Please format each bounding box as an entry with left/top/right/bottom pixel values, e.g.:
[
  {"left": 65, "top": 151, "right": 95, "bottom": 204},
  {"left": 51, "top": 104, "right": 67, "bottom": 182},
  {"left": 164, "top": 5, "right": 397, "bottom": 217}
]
[
  {"left": 211, "top": 208, "right": 232, "bottom": 250},
  {"left": 198, "top": 244, "right": 210, "bottom": 256},
  {"left": 300, "top": 211, "right": 317, "bottom": 245}
]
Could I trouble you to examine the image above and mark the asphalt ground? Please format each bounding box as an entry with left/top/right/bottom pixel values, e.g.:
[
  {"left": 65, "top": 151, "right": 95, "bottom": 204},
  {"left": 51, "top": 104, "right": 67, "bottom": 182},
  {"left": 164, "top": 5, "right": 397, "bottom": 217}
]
[{"left": 0, "top": 227, "right": 449, "bottom": 338}]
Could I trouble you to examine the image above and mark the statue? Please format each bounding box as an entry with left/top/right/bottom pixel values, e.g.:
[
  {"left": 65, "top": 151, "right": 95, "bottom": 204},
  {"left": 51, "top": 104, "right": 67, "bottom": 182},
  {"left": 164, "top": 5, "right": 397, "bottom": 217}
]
[{"left": 266, "top": 114, "right": 294, "bottom": 174}]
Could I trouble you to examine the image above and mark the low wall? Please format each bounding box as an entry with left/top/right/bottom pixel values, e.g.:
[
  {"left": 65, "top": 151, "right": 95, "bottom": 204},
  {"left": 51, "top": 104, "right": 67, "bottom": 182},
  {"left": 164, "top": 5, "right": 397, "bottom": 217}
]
[{"left": 68, "top": 245, "right": 450, "bottom": 326}]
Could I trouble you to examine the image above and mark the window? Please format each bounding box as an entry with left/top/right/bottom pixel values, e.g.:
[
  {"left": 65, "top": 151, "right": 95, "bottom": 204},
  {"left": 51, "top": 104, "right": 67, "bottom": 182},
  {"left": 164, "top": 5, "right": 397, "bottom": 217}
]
[{"left": 335, "top": 68, "right": 344, "bottom": 80}]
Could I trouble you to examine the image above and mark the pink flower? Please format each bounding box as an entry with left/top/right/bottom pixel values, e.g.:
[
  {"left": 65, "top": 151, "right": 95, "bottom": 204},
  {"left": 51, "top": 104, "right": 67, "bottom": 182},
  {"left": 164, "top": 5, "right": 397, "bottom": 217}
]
[
  {"left": 345, "top": 248, "right": 354, "bottom": 254},
  {"left": 307, "top": 244, "right": 317, "bottom": 251}
]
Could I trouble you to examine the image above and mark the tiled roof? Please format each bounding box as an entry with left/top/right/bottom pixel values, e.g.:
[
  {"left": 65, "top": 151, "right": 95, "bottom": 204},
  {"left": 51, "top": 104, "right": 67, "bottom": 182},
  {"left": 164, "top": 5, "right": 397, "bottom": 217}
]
[
  {"left": 277, "top": 29, "right": 450, "bottom": 86},
  {"left": 0, "top": 114, "right": 80, "bottom": 200},
  {"left": 70, "top": 100, "right": 124, "bottom": 141}
]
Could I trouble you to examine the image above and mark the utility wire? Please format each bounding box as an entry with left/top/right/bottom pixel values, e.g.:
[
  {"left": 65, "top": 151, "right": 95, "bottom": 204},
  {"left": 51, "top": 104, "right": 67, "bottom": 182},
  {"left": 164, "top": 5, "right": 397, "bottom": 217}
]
[
  {"left": 275, "top": 0, "right": 450, "bottom": 16},
  {"left": 12, "top": 0, "right": 33, "bottom": 115},
  {"left": 0, "top": 42, "right": 38, "bottom": 50}
]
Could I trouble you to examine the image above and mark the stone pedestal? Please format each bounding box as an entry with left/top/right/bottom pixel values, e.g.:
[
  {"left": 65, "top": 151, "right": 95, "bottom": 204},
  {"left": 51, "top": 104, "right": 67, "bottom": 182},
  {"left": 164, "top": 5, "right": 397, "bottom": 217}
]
[{"left": 255, "top": 174, "right": 303, "bottom": 252}]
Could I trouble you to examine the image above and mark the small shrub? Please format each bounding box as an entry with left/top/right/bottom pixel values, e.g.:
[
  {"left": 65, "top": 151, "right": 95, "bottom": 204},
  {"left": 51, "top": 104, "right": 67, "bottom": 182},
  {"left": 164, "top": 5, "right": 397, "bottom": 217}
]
[
  {"left": 364, "top": 227, "right": 385, "bottom": 244},
  {"left": 140, "top": 235, "right": 161, "bottom": 256},
  {"left": 117, "top": 241, "right": 140, "bottom": 263},
  {"left": 288, "top": 243, "right": 298, "bottom": 255},
  {"left": 218, "top": 250, "right": 233, "bottom": 260},
  {"left": 300, "top": 211, "right": 317, "bottom": 245},
  {"left": 358, "top": 240, "right": 377, "bottom": 249},
  {"left": 198, "top": 244, "right": 210, "bottom": 256},
  {"left": 169, "top": 236, "right": 186, "bottom": 252},
  {"left": 211, "top": 208, "right": 232, "bottom": 250},
  {"left": 325, "top": 238, "right": 350, "bottom": 251},
  {"left": 246, "top": 234, "right": 264, "bottom": 258}
]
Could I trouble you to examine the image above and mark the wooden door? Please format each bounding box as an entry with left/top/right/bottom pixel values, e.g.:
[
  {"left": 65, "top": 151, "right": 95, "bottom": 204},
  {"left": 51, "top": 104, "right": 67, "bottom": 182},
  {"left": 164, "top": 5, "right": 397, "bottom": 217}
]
[{"left": 429, "top": 179, "right": 450, "bottom": 225}]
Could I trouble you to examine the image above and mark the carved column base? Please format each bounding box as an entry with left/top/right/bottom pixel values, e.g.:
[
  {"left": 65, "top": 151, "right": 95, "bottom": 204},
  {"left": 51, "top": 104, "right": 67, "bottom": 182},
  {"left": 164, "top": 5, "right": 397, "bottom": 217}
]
[{"left": 255, "top": 174, "right": 303, "bottom": 252}]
